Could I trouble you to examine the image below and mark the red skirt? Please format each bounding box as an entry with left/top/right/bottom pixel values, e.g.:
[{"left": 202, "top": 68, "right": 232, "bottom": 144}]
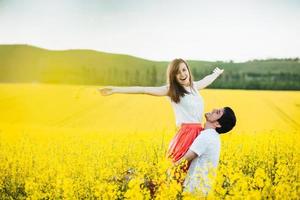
[{"left": 167, "top": 123, "right": 203, "bottom": 163}]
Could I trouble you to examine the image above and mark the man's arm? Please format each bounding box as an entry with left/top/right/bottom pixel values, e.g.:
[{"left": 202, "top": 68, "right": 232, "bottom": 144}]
[
  {"left": 175, "top": 150, "right": 198, "bottom": 166},
  {"left": 170, "top": 150, "right": 198, "bottom": 176},
  {"left": 175, "top": 132, "right": 208, "bottom": 168}
]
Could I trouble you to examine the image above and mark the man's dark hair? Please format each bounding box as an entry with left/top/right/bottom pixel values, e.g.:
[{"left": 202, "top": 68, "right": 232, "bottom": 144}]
[{"left": 216, "top": 107, "right": 236, "bottom": 134}]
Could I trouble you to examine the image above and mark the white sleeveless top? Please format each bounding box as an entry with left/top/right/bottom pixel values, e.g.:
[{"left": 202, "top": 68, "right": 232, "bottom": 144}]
[{"left": 167, "top": 82, "right": 204, "bottom": 127}]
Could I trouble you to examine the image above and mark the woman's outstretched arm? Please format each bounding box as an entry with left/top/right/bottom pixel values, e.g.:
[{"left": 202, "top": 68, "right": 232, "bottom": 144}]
[
  {"left": 98, "top": 85, "right": 168, "bottom": 96},
  {"left": 194, "top": 67, "right": 224, "bottom": 90}
]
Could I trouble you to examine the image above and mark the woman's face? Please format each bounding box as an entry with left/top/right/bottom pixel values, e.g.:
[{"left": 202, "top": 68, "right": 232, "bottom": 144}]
[{"left": 176, "top": 62, "right": 190, "bottom": 87}]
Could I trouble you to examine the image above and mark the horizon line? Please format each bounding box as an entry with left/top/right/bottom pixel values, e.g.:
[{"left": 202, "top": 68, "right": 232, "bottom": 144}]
[{"left": 1, "top": 43, "right": 299, "bottom": 64}]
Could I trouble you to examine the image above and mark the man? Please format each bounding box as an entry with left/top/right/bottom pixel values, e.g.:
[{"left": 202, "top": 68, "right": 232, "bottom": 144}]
[{"left": 176, "top": 107, "right": 236, "bottom": 196}]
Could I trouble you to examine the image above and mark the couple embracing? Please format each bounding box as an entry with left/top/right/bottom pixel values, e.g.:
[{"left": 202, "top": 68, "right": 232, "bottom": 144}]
[{"left": 99, "top": 58, "right": 236, "bottom": 196}]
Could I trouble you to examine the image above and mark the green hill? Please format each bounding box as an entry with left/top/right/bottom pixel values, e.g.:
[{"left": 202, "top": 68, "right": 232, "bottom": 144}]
[{"left": 0, "top": 44, "right": 299, "bottom": 90}]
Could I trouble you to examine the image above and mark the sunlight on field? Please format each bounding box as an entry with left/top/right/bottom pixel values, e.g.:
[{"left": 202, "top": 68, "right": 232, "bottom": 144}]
[{"left": 0, "top": 83, "right": 299, "bottom": 199}]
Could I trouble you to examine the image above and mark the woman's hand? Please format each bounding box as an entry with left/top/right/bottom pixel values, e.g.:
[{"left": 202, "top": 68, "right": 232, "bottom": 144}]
[
  {"left": 213, "top": 67, "right": 224, "bottom": 75},
  {"left": 98, "top": 87, "right": 114, "bottom": 96}
]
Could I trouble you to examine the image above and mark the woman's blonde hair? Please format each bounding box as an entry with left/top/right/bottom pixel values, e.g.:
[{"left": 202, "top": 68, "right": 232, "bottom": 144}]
[{"left": 166, "top": 58, "right": 195, "bottom": 103}]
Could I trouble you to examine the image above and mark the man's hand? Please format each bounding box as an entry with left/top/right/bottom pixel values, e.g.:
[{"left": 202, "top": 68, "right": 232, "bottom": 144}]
[{"left": 167, "top": 159, "right": 190, "bottom": 184}]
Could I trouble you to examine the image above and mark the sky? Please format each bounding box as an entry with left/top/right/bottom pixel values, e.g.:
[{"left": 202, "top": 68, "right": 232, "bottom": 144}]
[{"left": 0, "top": 0, "right": 299, "bottom": 62}]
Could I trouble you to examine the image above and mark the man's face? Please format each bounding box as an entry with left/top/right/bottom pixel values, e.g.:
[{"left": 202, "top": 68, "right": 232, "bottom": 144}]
[{"left": 205, "top": 108, "right": 224, "bottom": 123}]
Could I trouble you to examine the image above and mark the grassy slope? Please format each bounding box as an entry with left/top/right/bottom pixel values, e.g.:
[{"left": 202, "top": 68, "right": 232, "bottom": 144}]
[{"left": 0, "top": 44, "right": 299, "bottom": 89}]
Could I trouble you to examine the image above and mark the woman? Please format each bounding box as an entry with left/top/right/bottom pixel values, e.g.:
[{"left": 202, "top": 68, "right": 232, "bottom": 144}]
[{"left": 99, "top": 58, "right": 223, "bottom": 163}]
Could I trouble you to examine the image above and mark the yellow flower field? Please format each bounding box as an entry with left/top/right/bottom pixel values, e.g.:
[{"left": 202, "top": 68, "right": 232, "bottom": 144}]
[{"left": 0, "top": 83, "right": 299, "bottom": 199}]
